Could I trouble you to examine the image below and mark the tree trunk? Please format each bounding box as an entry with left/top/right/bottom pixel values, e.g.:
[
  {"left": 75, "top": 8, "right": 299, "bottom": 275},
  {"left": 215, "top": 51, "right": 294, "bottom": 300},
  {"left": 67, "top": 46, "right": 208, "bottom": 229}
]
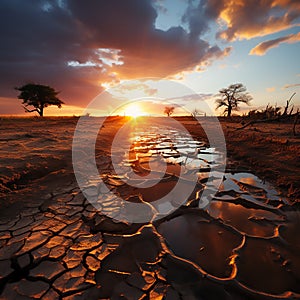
[
  {"left": 227, "top": 105, "right": 232, "bottom": 117},
  {"left": 39, "top": 105, "right": 44, "bottom": 117}
]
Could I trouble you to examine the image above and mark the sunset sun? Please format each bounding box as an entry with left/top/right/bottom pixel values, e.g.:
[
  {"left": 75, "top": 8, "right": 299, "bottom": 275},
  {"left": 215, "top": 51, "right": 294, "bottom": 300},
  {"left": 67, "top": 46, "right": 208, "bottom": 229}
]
[{"left": 126, "top": 104, "right": 145, "bottom": 117}]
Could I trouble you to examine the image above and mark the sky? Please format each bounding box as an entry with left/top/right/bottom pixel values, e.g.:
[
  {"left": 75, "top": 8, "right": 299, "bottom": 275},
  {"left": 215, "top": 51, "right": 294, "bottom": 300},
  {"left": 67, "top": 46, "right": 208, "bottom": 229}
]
[{"left": 0, "top": 0, "right": 299, "bottom": 116}]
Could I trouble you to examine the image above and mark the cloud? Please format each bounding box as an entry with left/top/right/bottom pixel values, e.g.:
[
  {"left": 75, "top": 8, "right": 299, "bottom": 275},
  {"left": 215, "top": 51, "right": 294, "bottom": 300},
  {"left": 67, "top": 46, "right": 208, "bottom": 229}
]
[
  {"left": 167, "top": 93, "right": 213, "bottom": 103},
  {"left": 152, "top": 0, "right": 168, "bottom": 14},
  {"left": 250, "top": 32, "right": 300, "bottom": 55},
  {"left": 57, "top": 0, "right": 230, "bottom": 79},
  {"left": 266, "top": 87, "right": 276, "bottom": 93},
  {"left": 1, "top": 0, "right": 299, "bottom": 113},
  {"left": 283, "top": 83, "right": 300, "bottom": 89},
  {"left": 182, "top": 0, "right": 300, "bottom": 42},
  {"left": 113, "top": 83, "right": 158, "bottom": 96},
  {"left": 0, "top": 0, "right": 107, "bottom": 106},
  {"left": 215, "top": 0, "right": 300, "bottom": 41},
  {"left": 0, "top": 0, "right": 230, "bottom": 109}
]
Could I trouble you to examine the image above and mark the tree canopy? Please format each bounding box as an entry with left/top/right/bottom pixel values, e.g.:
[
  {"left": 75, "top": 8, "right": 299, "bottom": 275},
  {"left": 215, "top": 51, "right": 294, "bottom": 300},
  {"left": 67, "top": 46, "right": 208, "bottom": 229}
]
[
  {"left": 15, "top": 83, "right": 64, "bottom": 116},
  {"left": 215, "top": 83, "right": 252, "bottom": 117},
  {"left": 164, "top": 106, "right": 175, "bottom": 117}
]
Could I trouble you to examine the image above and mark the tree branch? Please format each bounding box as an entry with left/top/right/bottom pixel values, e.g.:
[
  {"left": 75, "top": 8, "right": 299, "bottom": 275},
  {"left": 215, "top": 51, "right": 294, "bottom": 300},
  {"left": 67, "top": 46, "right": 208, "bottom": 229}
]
[
  {"left": 23, "top": 105, "right": 38, "bottom": 113},
  {"left": 236, "top": 113, "right": 298, "bottom": 131}
]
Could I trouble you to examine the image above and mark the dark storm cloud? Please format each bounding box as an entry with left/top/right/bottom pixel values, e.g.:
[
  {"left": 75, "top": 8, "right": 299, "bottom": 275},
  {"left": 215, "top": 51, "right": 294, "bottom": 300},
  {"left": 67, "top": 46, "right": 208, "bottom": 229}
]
[
  {"left": 0, "top": 0, "right": 229, "bottom": 108},
  {"left": 182, "top": 0, "right": 226, "bottom": 39},
  {"left": 66, "top": 0, "right": 229, "bottom": 77},
  {"left": 0, "top": 0, "right": 103, "bottom": 105},
  {"left": 182, "top": 1, "right": 210, "bottom": 39}
]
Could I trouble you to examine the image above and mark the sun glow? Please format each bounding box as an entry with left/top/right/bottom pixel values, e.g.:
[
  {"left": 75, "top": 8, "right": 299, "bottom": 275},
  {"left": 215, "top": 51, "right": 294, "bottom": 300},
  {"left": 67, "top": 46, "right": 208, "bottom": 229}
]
[{"left": 125, "top": 104, "right": 145, "bottom": 117}]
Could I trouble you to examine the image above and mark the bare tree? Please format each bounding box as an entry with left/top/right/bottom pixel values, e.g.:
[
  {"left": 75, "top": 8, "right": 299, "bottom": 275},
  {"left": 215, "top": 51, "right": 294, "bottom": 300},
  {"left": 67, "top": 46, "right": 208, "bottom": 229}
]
[
  {"left": 191, "top": 108, "right": 201, "bottom": 118},
  {"left": 164, "top": 106, "right": 175, "bottom": 117},
  {"left": 215, "top": 83, "right": 252, "bottom": 117}
]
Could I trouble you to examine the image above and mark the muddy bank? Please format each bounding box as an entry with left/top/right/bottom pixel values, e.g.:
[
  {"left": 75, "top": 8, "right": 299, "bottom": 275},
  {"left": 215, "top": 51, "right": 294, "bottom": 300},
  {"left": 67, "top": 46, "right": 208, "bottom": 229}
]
[
  {"left": 180, "top": 117, "right": 300, "bottom": 202},
  {"left": 223, "top": 122, "right": 300, "bottom": 201}
]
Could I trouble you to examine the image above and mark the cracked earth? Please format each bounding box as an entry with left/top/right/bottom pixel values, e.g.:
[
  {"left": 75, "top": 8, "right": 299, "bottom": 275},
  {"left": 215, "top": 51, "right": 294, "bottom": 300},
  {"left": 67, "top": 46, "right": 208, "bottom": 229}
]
[{"left": 0, "top": 117, "right": 299, "bottom": 299}]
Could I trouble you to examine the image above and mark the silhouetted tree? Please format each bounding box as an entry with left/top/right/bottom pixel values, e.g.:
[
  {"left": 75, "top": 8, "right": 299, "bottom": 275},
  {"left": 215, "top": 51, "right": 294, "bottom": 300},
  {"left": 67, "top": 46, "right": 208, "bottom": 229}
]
[
  {"left": 191, "top": 108, "right": 205, "bottom": 117},
  {"left": 15, "top": 83, "right": 64, "bottom": 116},
  {"left": 215, "top": 83, "right": 252, "bottom": 117},
  {"left": 164, "top": 106, "right": 175, "bottom": 117}
]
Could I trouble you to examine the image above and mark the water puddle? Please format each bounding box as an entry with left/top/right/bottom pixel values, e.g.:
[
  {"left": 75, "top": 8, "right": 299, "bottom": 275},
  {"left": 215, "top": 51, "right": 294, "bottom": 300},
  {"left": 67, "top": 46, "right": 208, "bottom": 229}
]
[
  {"left": 91, "top": 120, "right": 300, "bottom": 297},
  {"left": 105, "top": 123, "right": 286, "bottom": 212}
]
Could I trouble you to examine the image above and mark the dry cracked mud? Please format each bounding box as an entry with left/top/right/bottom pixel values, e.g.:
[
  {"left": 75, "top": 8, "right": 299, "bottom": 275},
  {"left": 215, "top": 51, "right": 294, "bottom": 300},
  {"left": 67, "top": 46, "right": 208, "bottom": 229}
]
[{"left": 0, "top": 117, "right": 299, "bottom": 299}]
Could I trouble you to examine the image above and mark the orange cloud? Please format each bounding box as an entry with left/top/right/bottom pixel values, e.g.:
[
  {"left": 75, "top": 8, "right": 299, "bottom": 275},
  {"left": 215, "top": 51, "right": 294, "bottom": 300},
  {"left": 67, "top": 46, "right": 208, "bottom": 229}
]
[
  {"left": 216, "top": 0, "right": 300, "bottom": 41},
  {"left": 266, "top": 87, "right": 276, "bottom": 93},
  {"left": 250, "top": 32, "right": 300, "bottom": 55}
]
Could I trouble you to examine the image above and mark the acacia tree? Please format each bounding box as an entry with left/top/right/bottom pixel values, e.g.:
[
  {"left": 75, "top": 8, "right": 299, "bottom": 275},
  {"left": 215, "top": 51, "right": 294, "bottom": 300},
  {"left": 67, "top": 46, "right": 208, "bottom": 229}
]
[
  {"left": 164, "top": 106, "right": 175, "bottom": 117},
  {"left": 215, "top": 83, "right": 252, "bottom": 117},
  {"left": 15, "top": 83, "right": 64, "bottom": 116}
]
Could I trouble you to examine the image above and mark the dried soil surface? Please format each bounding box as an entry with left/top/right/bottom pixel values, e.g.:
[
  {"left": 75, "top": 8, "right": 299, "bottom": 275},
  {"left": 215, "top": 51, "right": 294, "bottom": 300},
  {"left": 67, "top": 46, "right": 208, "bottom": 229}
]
[{"left": 0, "top": 116, "right": 299, "bottom": 299}]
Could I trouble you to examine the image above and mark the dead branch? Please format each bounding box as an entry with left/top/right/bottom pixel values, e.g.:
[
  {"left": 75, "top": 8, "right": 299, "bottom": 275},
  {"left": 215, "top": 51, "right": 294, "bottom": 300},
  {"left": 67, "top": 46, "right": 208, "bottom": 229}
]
[
  {"left": 283, "top": 92, "right": 296, "bottom": 115},
  {"left": 236, "top": 113, "right": 298, "bottom": 131},
  {"left": 237, "top": 92, "right": 297, "bottom": 131}
]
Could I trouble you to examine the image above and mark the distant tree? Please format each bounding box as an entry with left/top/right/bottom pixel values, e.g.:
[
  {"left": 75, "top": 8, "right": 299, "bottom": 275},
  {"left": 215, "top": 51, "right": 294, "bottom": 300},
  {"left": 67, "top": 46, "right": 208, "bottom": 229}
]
[
  {"left": 15, "top": 83, "right": 64, "bottom": 116},
  {"left": 191, "top": 108, "right": 205, "bottom": 118},
  {"left": 191, "top": 108, "right": 199, "bottom": 118},
  {"left": 215, "top": 83, "right": 252, "bottom": 117},
  {"left": 164, "top": 106, "right": 175, "bottom": 117}
]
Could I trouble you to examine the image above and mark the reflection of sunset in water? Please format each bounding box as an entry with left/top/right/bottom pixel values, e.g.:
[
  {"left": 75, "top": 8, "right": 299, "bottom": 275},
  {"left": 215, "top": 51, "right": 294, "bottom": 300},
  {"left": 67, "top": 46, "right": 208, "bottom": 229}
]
[{"left": 208, "top": 200, "right": 281, "bottom": 238}]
